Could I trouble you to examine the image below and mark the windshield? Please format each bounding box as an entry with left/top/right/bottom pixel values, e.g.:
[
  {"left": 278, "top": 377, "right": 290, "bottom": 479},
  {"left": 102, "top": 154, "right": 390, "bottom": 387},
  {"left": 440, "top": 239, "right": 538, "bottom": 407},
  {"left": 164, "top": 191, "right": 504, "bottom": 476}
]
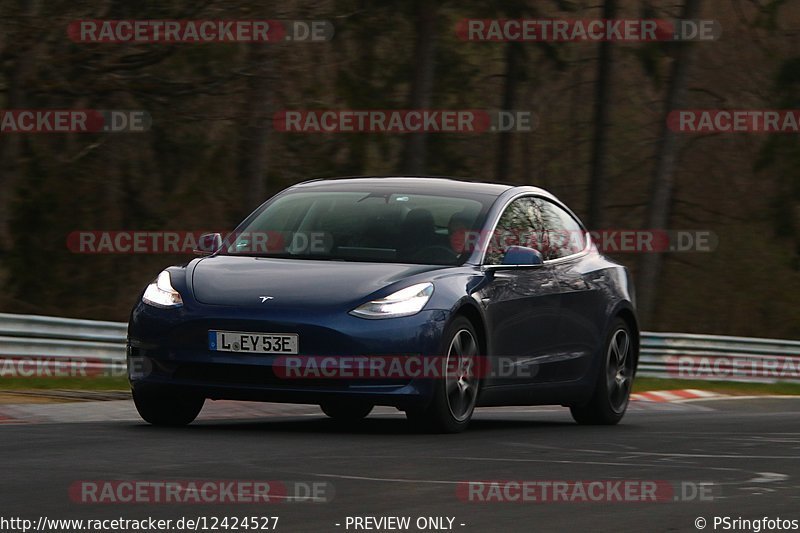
[{"left": 222, "top": 190, "right": 489, "bottom": 265}]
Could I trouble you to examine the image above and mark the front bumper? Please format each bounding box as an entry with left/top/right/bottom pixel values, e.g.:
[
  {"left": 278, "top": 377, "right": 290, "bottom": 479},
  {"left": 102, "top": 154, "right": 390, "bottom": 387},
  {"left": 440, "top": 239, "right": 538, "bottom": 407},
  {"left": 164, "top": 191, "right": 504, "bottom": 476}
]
[{"left": 127, "top": 301, "right": 450, "bottom": 408}]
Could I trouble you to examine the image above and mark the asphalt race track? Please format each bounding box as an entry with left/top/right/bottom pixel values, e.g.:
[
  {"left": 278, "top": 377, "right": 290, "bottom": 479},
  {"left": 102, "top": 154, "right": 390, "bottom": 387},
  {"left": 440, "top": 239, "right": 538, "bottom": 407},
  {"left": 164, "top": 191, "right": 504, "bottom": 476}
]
[{"left": 1, "top": 397, "right": 798, "bottom": 533}]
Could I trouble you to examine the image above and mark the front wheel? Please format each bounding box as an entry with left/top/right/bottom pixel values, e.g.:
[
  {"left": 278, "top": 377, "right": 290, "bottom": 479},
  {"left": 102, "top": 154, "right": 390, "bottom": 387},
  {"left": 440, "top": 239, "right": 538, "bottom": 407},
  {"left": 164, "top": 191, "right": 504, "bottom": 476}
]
[
  {"left": 132, "top": 387, "right": 204, "bottom": 426},
  {"left": 406, "top": 316, "right": 480, "bottom": 433},
  {"left": 570, "top": 318, "right": 635, "bottom": 425}
]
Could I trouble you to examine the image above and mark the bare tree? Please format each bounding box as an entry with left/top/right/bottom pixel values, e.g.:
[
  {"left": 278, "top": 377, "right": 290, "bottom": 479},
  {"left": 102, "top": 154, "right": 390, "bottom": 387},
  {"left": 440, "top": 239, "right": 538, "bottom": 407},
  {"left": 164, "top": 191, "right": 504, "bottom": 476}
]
[
  {"left": 636, "top": 0, "right": 703, "bottom": 326},
  {"left": 0, "top": 0, "right": 41, "bottom": 251},
  {"left": 586, "top": 0, "right": 617, "bottom": 230},
  {"left": 237, "top": 45, "right": 272, "bottom": 206},
  {"left": 401, "top": 0, "right": 437, "bottom": 175},
  {"left": 495, "top": 42, "right": 523, "bottom": 183}
]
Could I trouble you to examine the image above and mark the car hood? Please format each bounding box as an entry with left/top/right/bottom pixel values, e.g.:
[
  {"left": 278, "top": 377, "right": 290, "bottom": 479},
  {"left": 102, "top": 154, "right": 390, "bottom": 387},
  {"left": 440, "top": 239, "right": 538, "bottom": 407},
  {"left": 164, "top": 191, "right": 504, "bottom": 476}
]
[{"left": 190, "top": 255, "right": 446, "bottom": 308}]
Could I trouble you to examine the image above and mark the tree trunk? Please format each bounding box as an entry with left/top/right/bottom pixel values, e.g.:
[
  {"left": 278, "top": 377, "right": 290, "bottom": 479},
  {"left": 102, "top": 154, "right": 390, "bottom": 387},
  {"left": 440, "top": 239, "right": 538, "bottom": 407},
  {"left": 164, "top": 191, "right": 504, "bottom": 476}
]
[
  {"left": 495, "top": 42, "right": 523, "bottom": 183},
  {"left": 0, "top": 0, "right": 38, "bottom": 252},
  {"left": 0, "top": 57, "right": 25, "bottom": 252},
  {"left": 636, "top": 0, "right": 703, "bottom": 326},
  {"left": 238, "top": 45, "right": 272, "bottom": 208},
  {"left": 401, "top": 0, "right": 437, "bottom": 175},
  {"left": 586, "top": 0, "right": 617, "bottom": 230}
]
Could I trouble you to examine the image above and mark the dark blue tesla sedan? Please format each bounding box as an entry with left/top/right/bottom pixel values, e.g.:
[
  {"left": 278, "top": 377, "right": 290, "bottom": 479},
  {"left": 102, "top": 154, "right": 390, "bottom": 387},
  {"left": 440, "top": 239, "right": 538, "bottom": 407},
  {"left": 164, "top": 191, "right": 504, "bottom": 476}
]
[{"left": 128, "top": 177, "right": 638, "bottom": 432}]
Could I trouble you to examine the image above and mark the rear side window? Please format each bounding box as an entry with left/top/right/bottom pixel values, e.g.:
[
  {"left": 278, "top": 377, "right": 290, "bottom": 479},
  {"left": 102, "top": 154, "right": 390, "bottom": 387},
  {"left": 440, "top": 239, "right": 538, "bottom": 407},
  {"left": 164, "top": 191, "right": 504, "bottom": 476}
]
[
  {"left": 538, "top": 199, "right": 587, "bottom": 259},
  {"left": 485, "top": 197, "right": 550, "bottom": 264},
  {"left": 485, "top": 196, "right": 587, "bottom": 264}
]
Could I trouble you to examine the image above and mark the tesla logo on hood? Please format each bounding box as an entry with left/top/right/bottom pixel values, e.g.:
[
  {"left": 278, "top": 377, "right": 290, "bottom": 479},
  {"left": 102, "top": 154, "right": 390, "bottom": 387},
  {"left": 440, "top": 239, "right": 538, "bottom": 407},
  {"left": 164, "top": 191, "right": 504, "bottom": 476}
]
[{"left": 259, "top": 296, "right": 274, "bottom": 303}]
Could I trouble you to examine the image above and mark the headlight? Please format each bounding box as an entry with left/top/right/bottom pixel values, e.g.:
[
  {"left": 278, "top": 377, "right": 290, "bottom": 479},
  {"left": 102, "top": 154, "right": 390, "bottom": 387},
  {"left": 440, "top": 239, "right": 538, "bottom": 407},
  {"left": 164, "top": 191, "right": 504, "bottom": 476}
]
[
  {"left": 350, "top": 282, "right": 433, "bottom": 319},
  {"left": 142, "top": 271, "right": 183, "bottom": 308}
]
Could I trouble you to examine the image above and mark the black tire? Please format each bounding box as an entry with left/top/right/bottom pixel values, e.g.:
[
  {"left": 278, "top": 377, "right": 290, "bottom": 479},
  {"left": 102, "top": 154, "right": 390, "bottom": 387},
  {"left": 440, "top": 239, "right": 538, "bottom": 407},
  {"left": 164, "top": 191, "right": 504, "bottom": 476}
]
[
  {"left": 406, "top": 316, "right": 481, "bottom": 433},
  {"left": 570, "top": 317, "right": 636, "bottom": 425},
  {"left": 320, "top": 401, "right": 374, "bottom": 421},
  {"left": 132, "top": 387, "right": 204, "bottom": 426}
]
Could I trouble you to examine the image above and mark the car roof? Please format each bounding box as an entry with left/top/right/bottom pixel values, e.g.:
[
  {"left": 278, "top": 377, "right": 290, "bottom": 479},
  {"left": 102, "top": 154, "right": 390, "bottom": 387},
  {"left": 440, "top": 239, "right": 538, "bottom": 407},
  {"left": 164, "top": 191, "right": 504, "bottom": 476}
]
[{"left": 291, "top": 176, "right": 524, "bottom": 197}]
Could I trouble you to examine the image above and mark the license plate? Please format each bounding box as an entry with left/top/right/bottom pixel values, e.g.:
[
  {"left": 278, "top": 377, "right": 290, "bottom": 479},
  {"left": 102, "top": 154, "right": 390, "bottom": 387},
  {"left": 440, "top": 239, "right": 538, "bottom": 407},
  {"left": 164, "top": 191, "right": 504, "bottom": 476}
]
[{"left": 209, "top": 330, "right": 299, "bottom": 354}]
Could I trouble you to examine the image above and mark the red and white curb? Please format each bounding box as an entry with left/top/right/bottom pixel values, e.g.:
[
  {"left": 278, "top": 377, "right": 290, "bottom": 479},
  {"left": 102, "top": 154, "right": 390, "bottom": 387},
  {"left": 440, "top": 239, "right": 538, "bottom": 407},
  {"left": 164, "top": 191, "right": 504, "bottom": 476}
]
[
  {"left": 0, "top": 412, "right": 25, "bottom": 424},
  {"left": 630, "top": 389, "right": 722, "bottom": 403}
]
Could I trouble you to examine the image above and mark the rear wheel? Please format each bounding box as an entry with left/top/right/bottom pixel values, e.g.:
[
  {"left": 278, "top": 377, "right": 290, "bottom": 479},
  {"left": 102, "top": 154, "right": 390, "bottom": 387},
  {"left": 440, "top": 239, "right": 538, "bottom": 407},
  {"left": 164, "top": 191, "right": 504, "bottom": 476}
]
[
  {"left": 570, "top": 318, "right": 635, "bottom": 425},
  {"left": 132, "top": 388, "right": 204, "bottom": 426},
  {"left": 406, "top": 316, "right": 480, "bottom": 433},
  {"left": 320, "top": 401, "right": 373, "bottom": 422}
]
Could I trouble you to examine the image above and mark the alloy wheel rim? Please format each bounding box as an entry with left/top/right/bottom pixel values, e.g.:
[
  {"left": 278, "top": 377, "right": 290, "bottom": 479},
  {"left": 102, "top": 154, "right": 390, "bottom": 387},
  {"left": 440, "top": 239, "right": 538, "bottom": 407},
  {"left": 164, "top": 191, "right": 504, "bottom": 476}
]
[
  {"left": 606, "top": 328, "right": 632, "bottom": 413},
  {"left": 445, "top": 329, "right": 479, "bottom": 422}
]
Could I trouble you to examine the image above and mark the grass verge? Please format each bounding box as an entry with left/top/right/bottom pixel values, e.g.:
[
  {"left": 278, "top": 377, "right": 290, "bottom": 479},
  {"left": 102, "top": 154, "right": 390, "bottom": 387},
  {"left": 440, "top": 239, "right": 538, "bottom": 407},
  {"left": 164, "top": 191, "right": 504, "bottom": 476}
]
[
  {"left": 0, "top": 376, "right": 797, "bottom": 396},
  {"left": 633, "top": 377, "right": 800, "bottom": 396},
  {"left": 0, "top": 376, "right": 128, "bottom": 391}
]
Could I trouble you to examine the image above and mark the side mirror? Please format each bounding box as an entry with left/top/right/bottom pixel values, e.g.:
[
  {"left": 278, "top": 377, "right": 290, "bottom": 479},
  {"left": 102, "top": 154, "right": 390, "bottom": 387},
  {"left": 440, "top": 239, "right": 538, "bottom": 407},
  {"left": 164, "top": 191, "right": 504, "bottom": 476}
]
[
  {"left": 501, "top": 245, "right": 544, "bottom": 266},
  {"left": 194, "top": 232, "right": 222, "bottom": 255}
]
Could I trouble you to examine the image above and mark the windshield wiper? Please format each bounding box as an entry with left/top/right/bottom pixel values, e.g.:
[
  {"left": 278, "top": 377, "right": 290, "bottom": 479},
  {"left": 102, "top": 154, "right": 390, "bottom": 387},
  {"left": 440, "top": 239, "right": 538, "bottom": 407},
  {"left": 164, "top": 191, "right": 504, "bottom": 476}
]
[{"left": 356, "top": 192, "right": 391, "bottom": 203}]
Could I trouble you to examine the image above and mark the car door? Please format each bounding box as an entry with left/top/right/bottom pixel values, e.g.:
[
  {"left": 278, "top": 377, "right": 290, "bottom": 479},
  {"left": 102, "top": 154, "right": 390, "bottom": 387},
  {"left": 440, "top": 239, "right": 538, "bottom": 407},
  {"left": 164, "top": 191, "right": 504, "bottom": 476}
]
[
  {"left": 477, "top": 196, "right": 561, "bottom": 387},
  {"left": 538, "top": 198, "right": 607, "bottom": 381}
]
